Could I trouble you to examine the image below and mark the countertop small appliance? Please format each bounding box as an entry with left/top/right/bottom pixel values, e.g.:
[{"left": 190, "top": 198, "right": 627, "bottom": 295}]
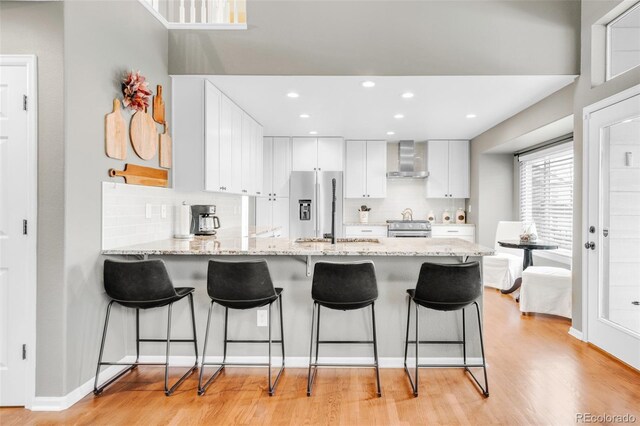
[{"left": 191, "top": 205, "right": 221, "bottom": 236}]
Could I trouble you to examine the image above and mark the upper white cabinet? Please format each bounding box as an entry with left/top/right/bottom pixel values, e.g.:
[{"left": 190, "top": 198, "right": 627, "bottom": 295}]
[
  {"left": 345, "top": 140, "right": 387, "bottom": 198},
  {"left": 425, "top": 140, "right": 469, "bottom": 198},
  {"left": 173, "top": 77, "right": 264, "bottom": 195},
  {"left": 263, "top": 137, "right": 292, "bottom": 197},
  {"left": 292, "top": 137, "right": 344, "bottom": 171}
]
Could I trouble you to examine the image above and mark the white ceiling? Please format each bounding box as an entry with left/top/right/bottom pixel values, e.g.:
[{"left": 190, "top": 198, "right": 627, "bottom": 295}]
[{"left": 203, "top": 75, "right": 575, "bottom": 141}]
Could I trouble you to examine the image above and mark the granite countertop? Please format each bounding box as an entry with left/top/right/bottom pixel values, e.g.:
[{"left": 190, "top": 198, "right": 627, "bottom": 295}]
[
  {"left": 343, "top": 222, "right": 476, "bottom": 227},
  {"left": 102, "top": 236, "right": 494, "bottom": 257},
  {"left": 431, "top": 223, "right": 476, "bottom": 227}
]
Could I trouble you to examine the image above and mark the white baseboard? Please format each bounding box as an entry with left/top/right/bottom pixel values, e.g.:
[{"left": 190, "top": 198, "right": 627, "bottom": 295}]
[
  {"left": 29, "top": 354, "right": 485, "bottom": 411},
  {"left": 568, "top": 327, "right": 584, "bottom": 341},
  {"left": 30, "top": 356, "right": 136, "bottom": 411}
]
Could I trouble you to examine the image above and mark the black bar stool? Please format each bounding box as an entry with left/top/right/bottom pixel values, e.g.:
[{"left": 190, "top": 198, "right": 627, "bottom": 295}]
[
  {"left": 307, "top": 261, "right": 381, "bottom": 397},
  {"left": 198, "top": 259, "right": 285, "bottom": 396},
  {"left": 94, "top": 259, "right": 198, "bottom": 396},
  {"left": 404, "top": 261, "right": 489, "bottom": 397}
]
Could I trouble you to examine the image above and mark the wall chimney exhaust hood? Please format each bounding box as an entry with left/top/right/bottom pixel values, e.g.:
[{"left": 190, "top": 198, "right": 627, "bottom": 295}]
[{"left": 386, "top": 140, "right": 429, "bottom": 178}]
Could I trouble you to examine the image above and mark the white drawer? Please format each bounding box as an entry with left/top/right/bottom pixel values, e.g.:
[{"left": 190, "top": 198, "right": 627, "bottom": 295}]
[
  {"left": 344, "top": 225, "right": 388, "bottom": 237},
  {"left": 431, "top": 225, "right": 475, "bottom": 242}
]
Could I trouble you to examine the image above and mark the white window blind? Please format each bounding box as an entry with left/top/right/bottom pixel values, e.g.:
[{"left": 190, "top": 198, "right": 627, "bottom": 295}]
[{"left": 519, "top": 143, "right": 574, "bottom": 252}]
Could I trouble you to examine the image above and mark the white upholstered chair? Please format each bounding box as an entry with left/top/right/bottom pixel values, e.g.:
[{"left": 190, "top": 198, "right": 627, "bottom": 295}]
[
  {"left": 519, "top": 266, "right": 572, "bottom": 318},
  {"left": 483, "top": 221, "right": 523, "bottom": 291}
]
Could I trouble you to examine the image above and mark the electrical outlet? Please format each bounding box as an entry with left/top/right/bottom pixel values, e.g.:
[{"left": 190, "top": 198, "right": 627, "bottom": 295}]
[
  {"left": 468, "top": 204, "right": 472, "bottom": 213},
  {"left": 145, "top": 203, "right": 152, "bottom": 219},
  {"left": 161, "top": 204, "right": 167, "bottom": 218},
  {"left": 257, "top": 310, "right": 268, "bottom": 327}
]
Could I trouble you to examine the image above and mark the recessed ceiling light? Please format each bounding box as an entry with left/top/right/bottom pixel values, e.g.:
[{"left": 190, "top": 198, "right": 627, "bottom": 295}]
[
  {"left": 401, "top": 92, "right": 414, "bottom": 99},
  {"left": 300, "top": 114, "right": 310, "bottom": 118},
  {"left": 466, "top": 113, "right": 477, "bottom": 119},
  {"left": 387, "top": 131, "right": 395, "bottom": 136},
  {"left": 287, "top": 92, "right": 299, "bottom": 98},
  {"left": 362, "top": 81, "right": 376, "bottom": 88},
  {"left": 394, "top": 114, "right": 404, "bottom": 119},
  {"left": 309, "top": 131, "right": 318, "bottom": 135}
]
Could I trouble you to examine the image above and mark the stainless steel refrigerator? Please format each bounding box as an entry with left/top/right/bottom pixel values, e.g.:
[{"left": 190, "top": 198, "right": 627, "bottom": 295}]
[{"left": 290, "top": 171, "right": 343, "bottom": 239}]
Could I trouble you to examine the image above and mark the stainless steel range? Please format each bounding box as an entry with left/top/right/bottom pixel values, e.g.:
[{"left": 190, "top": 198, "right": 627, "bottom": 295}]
[{"left": 386, "top": 220, "right": 432, "bottom": 237}]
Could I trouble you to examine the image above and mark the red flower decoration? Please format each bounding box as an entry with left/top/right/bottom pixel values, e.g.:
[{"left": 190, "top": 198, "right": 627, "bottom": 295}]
[{"left": 122, "top": 70, "right": 152, "bottom": 112}]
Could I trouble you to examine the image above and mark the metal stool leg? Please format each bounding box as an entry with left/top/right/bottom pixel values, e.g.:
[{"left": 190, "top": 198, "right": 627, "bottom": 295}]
[
  {"left": 188, "top": 293, "right": 199, "bottom": 368},
  {"left": 134, "top": 309, "right": 140, "bottom": 366},
  {"left": 198, "top": 301, "right": 216, "bottom": 395},
  {"left": 164, "top": 302, "right": 173, "bottom": 395},
  {"left": 414, "top": 301, "right": 420, "bottom": 396},
  {"left": 462, "top": 308, "right": 466, "bottom": 365},
  {"left": 465, "top": 301, "right": 489, "bottom": 397},
  {"left": 307, "top": 302, "right": 318, "bottom": 396},
  {"left": 371, "top": 302, "right": 382, "bottom": 397},
  {"left": 94, "top": 301, "right": 126, "bottom": 395},
  {"left": 268, "top": 301, "right": 273, "bottom": 395}
]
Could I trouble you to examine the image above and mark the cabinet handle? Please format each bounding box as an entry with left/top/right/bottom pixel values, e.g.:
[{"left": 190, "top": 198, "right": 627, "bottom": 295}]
[
  {"left": 447, "top": 230, "right": 459, "bottom": 233},
  {"left": 314, "top": 168, "right": 317, "bottom": 171},
  {"left": 632, "top": 301, "right": 640, "bottom": 306},
  {"left": 274, "top": 193, "right": 276, "bottom": 197},
  {"left": 361, "top": 229, "right": 372, "bottom": 233}
]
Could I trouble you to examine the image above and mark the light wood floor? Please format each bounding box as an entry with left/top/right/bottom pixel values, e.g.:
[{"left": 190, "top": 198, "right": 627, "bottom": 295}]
[{"left": 2, "top": 290, "right": 639, "bottom": 425}]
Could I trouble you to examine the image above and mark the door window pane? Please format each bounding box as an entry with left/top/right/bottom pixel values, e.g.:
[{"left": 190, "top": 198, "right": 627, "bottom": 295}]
[{"left": 607, "top": 2, "right": 640, "bottom": 80}]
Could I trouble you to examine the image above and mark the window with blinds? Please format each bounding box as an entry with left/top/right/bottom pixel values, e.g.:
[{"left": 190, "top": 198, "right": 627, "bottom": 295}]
[{"left": 519, "top": 143, "right": 574, "bottom": 252}]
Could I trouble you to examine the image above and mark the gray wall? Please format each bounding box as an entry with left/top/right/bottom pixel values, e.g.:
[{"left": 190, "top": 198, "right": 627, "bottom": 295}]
[
  {"left": 0, "top": 1, "right": 66, "bottom": 397},
  {"left": 467, "top": 83, "right": 575, "bottom": 249},
  {"left": 169, "top": 0, "right": 580, "bottom": 76},
  {"left": 62, "top": 1, "right": 171, "bottom": 394}
]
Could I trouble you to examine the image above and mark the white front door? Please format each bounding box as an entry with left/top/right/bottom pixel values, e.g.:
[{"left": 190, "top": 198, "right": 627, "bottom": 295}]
[
  {"left": 0, "top": 62, "right": 31, "bottom": 406},
  {"left": 586, "top": 91, "right": 640, "bottom": 370}
]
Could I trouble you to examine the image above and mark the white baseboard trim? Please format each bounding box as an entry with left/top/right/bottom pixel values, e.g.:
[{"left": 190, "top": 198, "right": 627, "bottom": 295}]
[
  {"left": 30, "top": 356, "right": 135, "bottom": 411},
  {"left": 568, "top": 327, "right": 584, "bottom": 341},
  {"left": 29, "top": 354, "right": 485, "bottom": 411}
]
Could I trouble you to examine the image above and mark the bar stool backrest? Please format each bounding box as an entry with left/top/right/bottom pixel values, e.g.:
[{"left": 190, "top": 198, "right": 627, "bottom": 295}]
[
  {"left": 312, "top": 261, "right": 378, "bottom": 305},
  {"left": 414, "top": 262, "right": 482, "bottom": 310},
  {"left": 104, "top": 259, "right": 177, "bottom": 303},
  {"left": 207, "top": 259, "right": 276, "bottom": 302}
]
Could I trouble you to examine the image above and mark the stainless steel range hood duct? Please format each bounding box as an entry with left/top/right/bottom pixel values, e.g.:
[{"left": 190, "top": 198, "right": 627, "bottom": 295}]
[{"left": 386, "top": 140, "right": 429, "bottom": 178}]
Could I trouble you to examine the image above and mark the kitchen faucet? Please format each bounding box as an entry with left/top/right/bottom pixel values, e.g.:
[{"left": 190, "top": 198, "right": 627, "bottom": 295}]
[{"left": 401, "top": 208, "right": 413, "bottom": 221}]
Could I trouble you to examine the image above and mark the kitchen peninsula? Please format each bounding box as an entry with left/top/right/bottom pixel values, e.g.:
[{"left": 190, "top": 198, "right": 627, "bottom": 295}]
[{"left": 102, "top": 237, "right": 494, "bottom": 365}]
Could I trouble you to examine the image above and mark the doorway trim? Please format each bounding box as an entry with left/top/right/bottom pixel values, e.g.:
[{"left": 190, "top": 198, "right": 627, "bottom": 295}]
[
  {"left": 0, "top": 54, "right": 38, "bottom": 409},
  {"left": 581, "top": 83, "right": 640, "bottom": 344}
]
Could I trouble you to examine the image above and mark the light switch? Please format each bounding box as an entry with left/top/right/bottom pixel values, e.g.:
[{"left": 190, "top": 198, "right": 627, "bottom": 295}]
[{"left": 257, "top": 310, "right": 268, "bottom": 327}]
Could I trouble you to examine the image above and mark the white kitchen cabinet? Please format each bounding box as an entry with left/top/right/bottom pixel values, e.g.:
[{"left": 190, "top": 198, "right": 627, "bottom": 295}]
[
  {"left": 204, "top": 81, "right": 221, "bottom": 192},
  {"left": 425, "top": 140, "right": 469, "bottom": 198},
  {"left": 344, "top": 225, "right": 388, "bottom": 238},
  {"left": 263, "top": 137, "right": 292, "bottom": 197},
  {"left": 292, "top": 137, "right": 344, "bottom": 171},
  {"left": 345, "top": 140, "right": 387, "bottom": 198},
  {"left": 431, "top": 225, "right": 475, "bottom": 242},
  {"left": 318, "top": 138, "right": 344, "bottom": 171},
  {"left": 172, "top": 76, "right": 263, "bottom": 195},
  {"left": 254, "top": 123, "right": 264, "bottom": 196},
  {"left": 256, "top": 197, "right": 289, "bottom": 238}
]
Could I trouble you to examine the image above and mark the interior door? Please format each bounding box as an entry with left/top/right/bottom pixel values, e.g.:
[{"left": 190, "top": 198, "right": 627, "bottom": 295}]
[
  {"left": 345, "top": 140, "right": 366, "bottom": 198},
  {"left": 0, "top": 64, "right": 29, "bottom": 406},
  {"left": 586, "top": 93, "right": 640, "bottom": 370},
  {"left": 365, "top": 140, "right": 387, "bottom": 198}
]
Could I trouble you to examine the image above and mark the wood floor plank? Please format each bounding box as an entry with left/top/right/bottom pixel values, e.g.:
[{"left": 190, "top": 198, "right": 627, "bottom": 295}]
[{"left": 1, "top": 291, "right": 639, "bottom": 425}]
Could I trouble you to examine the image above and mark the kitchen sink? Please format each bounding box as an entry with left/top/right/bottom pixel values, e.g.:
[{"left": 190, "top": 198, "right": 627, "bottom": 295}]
[{"left": 295, "top": 238, "right": 380, "bottom": 244}]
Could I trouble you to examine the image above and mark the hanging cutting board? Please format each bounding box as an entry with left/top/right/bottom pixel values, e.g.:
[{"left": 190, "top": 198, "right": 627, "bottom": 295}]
[
  {"left": 153, "top": 84, "right": 165, "bottom": 125},
  {"left": 130, "top": 109, "right": 157, "bottom": 160},
  {"left": 109, "top": 164, "right": 168, "bottom": 187},
  {"left": 105, "top": 99, "right": 127, "bottom": 160},
  {"left": 159, "top": 123, "right": 172, "bottom": 169}
]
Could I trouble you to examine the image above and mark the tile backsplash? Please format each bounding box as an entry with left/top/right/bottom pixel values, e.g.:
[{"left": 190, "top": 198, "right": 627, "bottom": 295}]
[
  {"left": 102, "top": 182, "right": 243, "bottom": 249},
  {"left": 343, "top": 179, "right": 466, "bottom": 223}
]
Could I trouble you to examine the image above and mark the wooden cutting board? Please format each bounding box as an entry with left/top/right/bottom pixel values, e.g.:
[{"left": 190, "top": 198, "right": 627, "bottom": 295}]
[
  {"left": 153, "top": 84, "right": 165, "bottom": 124},
  {"left": 159, "top": 123, "right": 172, "bottom": 169},
  {"left": 105, "top": 99, "right": 127, "bottom": 160},
  {"left": 130, "top": 110, "right": 157, "bottom": 160},
  {"left": 109, "top": 164, "right": 168, "bottom": 187}
]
